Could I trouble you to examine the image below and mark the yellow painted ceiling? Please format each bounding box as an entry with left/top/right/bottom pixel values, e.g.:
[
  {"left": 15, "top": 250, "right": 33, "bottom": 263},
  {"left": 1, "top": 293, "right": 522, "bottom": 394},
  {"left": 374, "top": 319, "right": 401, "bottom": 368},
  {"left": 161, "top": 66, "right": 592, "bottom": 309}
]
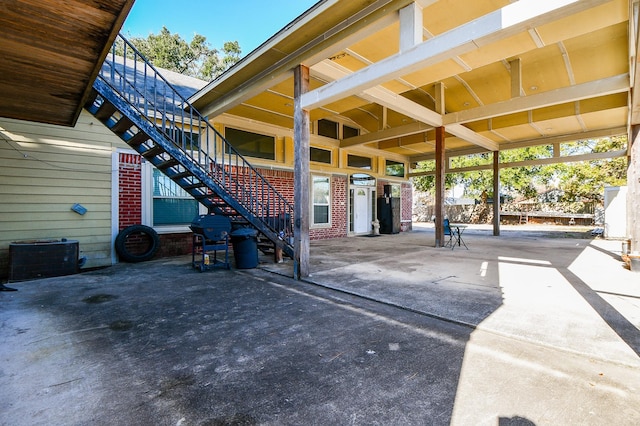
[{"left": 193, "top": 0, "right": 631, "bottom": 163}]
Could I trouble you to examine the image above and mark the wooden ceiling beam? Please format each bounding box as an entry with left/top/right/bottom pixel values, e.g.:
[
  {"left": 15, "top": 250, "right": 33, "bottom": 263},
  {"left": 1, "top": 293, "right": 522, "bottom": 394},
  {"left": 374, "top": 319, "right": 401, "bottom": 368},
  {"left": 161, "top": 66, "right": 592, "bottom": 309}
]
[
  {"left": 446, "top": 123, "right": 499, "bottom": 151},
  {"left": 193, "top": 0, "right": 412, "bottom": 118},
  {"left": 629, "top": 0, "right": 640, "bottom": 126},
  {"left": 409, "top": 126, "right": 627, "bottom": 163},
  {"left": 300, "top": 0, "right": 611, "bottom": 110},
  {"left": 341, "top": 121, "right": 432, "bottom": 147},
  {"left": 314, "top": 59, "right": 498, "bottom": 150},
  {"left": 409, "top": 148, "right": 627, "bottom": 177},
  {"left": 443, "top": 74, "right": 629, "bottom": 125},
  {"left": 312, "top": 60, "right": 443, "bottom": 126},
  {"left": 399, "top": 2, "right": 423, "bottom": 52}
]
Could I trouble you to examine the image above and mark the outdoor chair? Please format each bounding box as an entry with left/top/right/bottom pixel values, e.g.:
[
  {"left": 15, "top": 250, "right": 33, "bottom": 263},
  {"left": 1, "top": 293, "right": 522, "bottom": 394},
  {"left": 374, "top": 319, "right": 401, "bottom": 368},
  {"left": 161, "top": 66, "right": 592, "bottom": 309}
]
[{"left": 444, "top": 218, "right": 456, "bottom": 249}]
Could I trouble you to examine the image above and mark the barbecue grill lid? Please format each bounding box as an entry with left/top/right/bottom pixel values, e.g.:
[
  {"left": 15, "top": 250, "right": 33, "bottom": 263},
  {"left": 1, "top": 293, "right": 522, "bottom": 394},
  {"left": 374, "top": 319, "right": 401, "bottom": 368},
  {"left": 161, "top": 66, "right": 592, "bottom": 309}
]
[{"left": 189, "top": 215, "right": 232, "bottom": 240}]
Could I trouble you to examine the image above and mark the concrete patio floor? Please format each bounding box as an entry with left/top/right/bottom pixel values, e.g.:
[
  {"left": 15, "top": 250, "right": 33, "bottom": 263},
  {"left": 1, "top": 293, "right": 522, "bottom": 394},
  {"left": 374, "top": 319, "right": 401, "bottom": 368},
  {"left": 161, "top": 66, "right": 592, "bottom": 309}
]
[{"left": 1, "top": 223, "right": 639, "bottom": 425}]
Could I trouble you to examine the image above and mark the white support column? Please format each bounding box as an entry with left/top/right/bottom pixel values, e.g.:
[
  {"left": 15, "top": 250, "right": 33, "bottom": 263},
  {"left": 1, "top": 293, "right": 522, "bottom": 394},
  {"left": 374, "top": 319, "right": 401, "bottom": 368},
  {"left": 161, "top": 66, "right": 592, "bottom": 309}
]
[
  {"left": 629, "top": 126, "right": 640, "bottom": 254},
  {"left": 294, "top": 65, "right": 310, "bottom": 279},
  {"left": 399, "top": 2, "right": 423, "bottom": 52}
]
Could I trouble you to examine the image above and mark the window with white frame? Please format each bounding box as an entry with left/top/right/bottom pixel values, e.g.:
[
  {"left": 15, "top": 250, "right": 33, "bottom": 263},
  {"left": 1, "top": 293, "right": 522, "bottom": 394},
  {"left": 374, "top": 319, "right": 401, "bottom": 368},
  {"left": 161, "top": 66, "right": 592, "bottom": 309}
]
[
  {"left": 312, "top": 175, "right": 330, "bottom": 226},
  {"left": 152, "top": 168, "right": 199, "bottom": 225}
]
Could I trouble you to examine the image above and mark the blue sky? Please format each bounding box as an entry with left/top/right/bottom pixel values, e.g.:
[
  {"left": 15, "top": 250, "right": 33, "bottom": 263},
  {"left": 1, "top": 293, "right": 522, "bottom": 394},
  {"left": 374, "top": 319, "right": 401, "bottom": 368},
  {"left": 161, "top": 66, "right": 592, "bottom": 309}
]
[{"left": 122, "top": 0, "right": 319, "bottom": 56}]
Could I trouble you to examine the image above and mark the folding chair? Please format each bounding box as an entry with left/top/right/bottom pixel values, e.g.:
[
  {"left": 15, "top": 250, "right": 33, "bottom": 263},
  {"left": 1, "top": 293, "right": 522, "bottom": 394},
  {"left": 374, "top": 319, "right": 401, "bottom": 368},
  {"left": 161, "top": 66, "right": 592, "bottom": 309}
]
[{"left": 443, "top": 218, "right": 457, "bottom": 249}]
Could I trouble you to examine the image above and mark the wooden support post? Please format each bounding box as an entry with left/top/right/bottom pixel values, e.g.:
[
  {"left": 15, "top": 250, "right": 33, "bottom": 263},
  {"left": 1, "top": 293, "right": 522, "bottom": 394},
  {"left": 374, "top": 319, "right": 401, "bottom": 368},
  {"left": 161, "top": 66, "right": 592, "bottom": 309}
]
[
  {"left": 274, "top": 246, "right": 283, "bottom": 263},
  {"left": 294, "top": 65, "right": 310, "bottom": 279},
  {"left": 435, "top": 126, "right": 446, "bottom": 247},
  {"left": 628, "top": 125, "right": 640, "bottom": 253},
  {"left": 493, "top": 150, "right": 501, "bottom": 236}
]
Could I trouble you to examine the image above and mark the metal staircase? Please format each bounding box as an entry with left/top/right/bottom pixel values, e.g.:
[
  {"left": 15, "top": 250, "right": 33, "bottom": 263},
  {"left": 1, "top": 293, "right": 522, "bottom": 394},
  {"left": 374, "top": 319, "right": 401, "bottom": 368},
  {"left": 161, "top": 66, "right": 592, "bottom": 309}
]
[{"left": 87, "top": 34, "right": 294, "bottom": 258}]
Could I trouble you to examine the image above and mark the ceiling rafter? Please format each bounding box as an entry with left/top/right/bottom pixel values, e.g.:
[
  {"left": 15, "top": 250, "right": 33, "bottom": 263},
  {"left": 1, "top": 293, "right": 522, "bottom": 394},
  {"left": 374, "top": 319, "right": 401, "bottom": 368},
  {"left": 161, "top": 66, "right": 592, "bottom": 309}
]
[
  {"left": 300, "top": 0, "right": 611, "bottom": 111},
  {"left": 443, "top": 74, "right": 628, "bottom": 125},
  {"left": 409, "top": 126, "right": 627, "bottom": 163},
  {"left": 341, "top": 122, "right": 433, "bottom": 148},
  {"left": 312, "top": 59, "right": 499, "bottom": 150},
  {"left": 558, "top": 41, "right": 576, "bottom": 85},
  {"left": 193, "top": 0, "right": 408, "bottom": 118},
  {"left": 409, "top": 148, "right": 627, "bottom": 177},
  {"left": 454, "top": 75, "right": 484, "bottom": 106},
  {"left": 311, "top": 60, "right": 443, "bottom": 126}
]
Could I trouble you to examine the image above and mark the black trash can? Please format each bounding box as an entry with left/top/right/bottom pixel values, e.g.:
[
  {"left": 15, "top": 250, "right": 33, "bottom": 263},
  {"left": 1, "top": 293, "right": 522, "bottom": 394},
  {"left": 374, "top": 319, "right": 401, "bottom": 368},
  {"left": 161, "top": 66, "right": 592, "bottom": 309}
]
[{"left": 231, "top": 228, "right": 259, "bottom": 269}]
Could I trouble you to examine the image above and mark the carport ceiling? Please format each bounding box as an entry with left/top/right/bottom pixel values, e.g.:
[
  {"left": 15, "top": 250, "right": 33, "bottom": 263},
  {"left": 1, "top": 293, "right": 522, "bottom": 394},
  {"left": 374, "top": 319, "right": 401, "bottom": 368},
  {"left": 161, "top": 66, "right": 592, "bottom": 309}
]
[
  {"left": 191, "top": 0, "right": 632, "bottom": 161},
  {"left": 0, "top": 0, "right": 134, "bottom": 127}
]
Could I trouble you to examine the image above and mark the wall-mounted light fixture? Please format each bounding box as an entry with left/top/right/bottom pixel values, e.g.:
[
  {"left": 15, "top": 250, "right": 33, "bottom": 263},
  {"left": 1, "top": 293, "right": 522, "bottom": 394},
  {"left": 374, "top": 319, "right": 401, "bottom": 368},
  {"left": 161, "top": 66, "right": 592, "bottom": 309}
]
[{"left": 71, "top": 203, "right": 87, "bottom": 215}]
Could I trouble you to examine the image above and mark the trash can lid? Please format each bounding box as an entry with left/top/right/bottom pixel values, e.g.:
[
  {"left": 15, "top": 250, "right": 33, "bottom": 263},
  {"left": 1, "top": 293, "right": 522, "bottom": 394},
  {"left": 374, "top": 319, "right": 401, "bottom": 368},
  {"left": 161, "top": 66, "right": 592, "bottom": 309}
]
[{"left": 231, "top": 228, "right": 258, "bottom": 237}]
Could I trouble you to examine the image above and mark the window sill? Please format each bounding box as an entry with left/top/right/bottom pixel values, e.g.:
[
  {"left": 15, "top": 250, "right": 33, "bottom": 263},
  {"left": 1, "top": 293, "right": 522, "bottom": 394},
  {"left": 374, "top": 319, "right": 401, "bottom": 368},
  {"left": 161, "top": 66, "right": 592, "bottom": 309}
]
[
  {"left": 153, "top": 225, "right": 192, "bottom": 234},
  {"left": 310, "top": 223, "right": 332, "bottom": 229}
]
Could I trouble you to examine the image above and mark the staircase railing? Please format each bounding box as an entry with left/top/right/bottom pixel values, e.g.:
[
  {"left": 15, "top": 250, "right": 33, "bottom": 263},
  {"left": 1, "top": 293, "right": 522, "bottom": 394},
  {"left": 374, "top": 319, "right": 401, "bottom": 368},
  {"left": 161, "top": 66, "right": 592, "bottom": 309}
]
[{"left": 97, "top": 34, "right": 294, "bottom": 251}]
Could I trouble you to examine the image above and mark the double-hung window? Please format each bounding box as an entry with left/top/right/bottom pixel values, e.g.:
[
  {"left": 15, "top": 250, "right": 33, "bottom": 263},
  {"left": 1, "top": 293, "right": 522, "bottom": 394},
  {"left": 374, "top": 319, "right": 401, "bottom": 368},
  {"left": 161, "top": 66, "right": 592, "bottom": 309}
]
[{"left": 311, "top": 175, "right": 330, "bottom": 226}]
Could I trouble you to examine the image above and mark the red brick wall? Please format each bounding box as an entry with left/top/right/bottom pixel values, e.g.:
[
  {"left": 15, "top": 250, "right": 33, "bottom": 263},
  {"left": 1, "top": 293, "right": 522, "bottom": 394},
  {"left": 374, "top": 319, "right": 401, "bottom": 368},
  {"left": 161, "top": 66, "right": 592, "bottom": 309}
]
[
  {"left": 156, "top": 232, "right": 194, "bottom": 258},
  {"left": 310, "top": 175, "right": 348, "bottom": 240},
  {"left": 377, "top": 179, "right": 385, "bottom": 197},
  {"left": 118, "top": 153, "right": 142, "bottom": 230},
  {"left": 259, "top": 169, "right": 347, "bottom": 240},
  {"left": 259, "top": 169, "right": 295, "bottom": 204},
  {"left": 116, "top": 156, "right": 409, "bottom": 259}
]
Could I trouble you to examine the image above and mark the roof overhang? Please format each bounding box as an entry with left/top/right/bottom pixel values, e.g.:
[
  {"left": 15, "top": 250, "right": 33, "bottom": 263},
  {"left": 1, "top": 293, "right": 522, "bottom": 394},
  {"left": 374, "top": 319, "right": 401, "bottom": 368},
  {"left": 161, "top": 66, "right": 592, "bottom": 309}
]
[
  {"left": 191, "top": 0, "right": 632, "bottom": 161},
  {"left": 0, "top": 0, "right": 135, "bottom": 126}
]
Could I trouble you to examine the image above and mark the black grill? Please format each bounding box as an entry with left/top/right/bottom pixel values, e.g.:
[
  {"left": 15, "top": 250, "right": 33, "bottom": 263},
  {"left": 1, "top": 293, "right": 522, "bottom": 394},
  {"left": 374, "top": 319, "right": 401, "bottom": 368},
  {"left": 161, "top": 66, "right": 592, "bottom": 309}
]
[
  {"left": 190, "top": 215, "right": 232, "bottom": 271},
  {"left": 189, "top": 215, "right": 231, "bottom": 241}
]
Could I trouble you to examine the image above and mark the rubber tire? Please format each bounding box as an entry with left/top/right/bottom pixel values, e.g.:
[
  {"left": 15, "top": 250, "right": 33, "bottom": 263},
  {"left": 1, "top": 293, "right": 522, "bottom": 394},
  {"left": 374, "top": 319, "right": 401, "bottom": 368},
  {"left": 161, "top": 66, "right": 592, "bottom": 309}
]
[{"left": 115, "top": 225, "right": 160, "bottom": 263}]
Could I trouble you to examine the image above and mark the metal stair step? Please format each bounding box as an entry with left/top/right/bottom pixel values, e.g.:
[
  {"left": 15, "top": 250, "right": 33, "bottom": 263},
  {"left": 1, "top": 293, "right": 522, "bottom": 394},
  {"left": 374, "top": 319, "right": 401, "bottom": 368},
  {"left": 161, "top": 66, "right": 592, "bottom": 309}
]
[
  {"left": 170, "top": 170, "right": 193, "bottom": 180},
  {"left": 183, "top": 182, "right": 206, "bottom": 190},
  {"left": 141, "top": 145, "right": 165, "bottom": 158},
  {"left": 95, "top": 102, "right": 117, "bottom": 120},
  {"left": 156, "top": 158, "right": 179, "bottom": 170},
  {"left": 112, "top": 116, "right": 134, "bottom": 134},
  {"left": 126, "top": 131, "right": 149, "bottom": 147}
]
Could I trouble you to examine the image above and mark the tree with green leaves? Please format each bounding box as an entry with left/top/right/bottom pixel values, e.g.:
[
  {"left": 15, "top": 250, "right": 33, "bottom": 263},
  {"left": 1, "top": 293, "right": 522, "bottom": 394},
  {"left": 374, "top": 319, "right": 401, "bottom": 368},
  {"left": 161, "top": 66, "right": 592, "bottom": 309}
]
[
  {"left": 124, "top": 27, "right": 241, "bottom": 81},
  {"left": 412, "top": 136, "right": 627, "bottom": 204},
  {"left": 555, "top": 136, "right": 627, "bottom": 202}
]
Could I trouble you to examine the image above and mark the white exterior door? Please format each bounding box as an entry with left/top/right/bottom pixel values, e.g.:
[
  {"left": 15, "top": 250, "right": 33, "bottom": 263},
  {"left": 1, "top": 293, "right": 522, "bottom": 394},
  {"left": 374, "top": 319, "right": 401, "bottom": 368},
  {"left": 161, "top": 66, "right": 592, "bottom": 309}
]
[{"left": 353, "top": 188, "right": 371, "bottom": 234}]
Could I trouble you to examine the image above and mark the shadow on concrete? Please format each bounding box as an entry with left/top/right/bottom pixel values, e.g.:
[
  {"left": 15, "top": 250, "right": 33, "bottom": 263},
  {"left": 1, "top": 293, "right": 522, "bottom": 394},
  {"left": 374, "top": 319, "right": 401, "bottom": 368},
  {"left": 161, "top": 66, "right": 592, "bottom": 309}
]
[
  {"left": 2, "top": 224, "right": 640, "bottom": 424},
  {"left": 499, "top": 416, "right": 536, "bottom": 425},
  {"left": 1, "top": 257, "right": 492, "bottom": 425},
  {"left": 560, "top": 268, "right": 640, "bottom": 357}
]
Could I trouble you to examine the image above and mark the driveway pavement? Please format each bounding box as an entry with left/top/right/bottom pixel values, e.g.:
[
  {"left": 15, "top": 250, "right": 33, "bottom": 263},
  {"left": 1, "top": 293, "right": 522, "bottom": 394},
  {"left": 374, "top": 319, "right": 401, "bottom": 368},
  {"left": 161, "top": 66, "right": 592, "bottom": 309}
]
[{"left": 1, "top": 223, "right": 639, "bottom": 425}]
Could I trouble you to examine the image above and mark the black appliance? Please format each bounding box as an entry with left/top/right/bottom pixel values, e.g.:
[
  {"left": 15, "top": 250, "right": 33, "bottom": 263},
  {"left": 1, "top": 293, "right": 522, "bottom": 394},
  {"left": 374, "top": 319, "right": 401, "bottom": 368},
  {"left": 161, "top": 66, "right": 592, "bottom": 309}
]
[{"left": 377, "top": 196, "right": 400, "bottom": 234}]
